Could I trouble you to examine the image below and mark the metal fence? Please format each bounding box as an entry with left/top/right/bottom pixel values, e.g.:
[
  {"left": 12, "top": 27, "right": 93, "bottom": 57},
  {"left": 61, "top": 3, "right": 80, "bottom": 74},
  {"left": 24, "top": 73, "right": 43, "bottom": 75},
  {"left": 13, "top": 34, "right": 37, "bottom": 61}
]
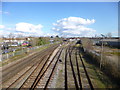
[
  {"left": 1, "top": 43, "right": 52, "bottom": 61},
  {"left": 84, "top": 48, "right": 119, "bottom": 70}
]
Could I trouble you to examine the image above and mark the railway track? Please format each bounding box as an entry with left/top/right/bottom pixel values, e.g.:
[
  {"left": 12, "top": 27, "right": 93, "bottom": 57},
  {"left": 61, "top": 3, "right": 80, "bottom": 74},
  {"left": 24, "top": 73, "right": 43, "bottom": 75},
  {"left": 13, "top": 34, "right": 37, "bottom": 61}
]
[
  {"left": 2, "top": 43, "right": 94, "bottom": 89},
  {"left": 20, "top": 48, "right": 62, "bottom": 89},
  {"left": 43, "top": 48, "right": 63, "bottom": 89},
  {"left": 78, "top": 49, "right": 94, "bottom": 90},
  {"left": 2, "top": 44, "right": 59, "bottom": 89},
  {"left": 2, "top": 44, "right": 59, "bottom": 84},
  {"left": 64, "top": 45, "right": 94, "bottom": 89}
]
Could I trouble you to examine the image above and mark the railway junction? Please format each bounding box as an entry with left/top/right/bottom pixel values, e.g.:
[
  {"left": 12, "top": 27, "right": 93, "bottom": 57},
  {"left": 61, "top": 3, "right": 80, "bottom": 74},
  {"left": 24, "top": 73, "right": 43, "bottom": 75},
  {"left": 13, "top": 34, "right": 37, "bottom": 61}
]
[{"left": 1, "top": 41, "right": 119, "bottom": 89}]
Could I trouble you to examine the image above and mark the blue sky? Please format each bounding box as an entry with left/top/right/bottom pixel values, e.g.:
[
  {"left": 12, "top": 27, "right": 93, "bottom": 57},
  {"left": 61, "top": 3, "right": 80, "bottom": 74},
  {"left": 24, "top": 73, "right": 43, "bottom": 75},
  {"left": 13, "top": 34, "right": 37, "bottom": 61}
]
[{"left": 1, "top": 2, "right": 118, "bottom": 37}]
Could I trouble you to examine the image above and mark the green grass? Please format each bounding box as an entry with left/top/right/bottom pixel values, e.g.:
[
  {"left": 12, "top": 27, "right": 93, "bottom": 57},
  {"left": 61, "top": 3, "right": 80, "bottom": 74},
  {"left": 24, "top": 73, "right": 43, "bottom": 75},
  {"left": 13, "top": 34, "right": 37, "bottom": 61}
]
[
  {"left": 83, "top": 63, "right": 106, "bottom": 88},
  {"left": 82, "top": 56, "right": 117, "bottom": 88},
  {"left": 105, "top": 52, "right": 120, "bottom": 56}
]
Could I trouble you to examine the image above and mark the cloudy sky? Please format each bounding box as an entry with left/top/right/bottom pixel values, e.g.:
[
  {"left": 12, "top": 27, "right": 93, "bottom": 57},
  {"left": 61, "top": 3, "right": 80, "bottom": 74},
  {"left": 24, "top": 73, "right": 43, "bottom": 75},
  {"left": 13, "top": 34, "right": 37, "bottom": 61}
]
[{"left": 0, "top": 2, "right": 118, "bottom": 37}]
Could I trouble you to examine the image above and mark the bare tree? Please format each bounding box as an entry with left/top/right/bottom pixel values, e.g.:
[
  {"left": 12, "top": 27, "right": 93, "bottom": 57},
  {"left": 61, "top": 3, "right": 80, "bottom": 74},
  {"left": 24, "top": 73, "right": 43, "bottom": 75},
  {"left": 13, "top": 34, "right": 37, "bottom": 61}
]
[
  {"left": 106, "top": 32, "right": 112, "bottom": 38},
  {"left": 8, "top": 33, "right": 15, "bottom": 46},
  {"left": 17, "top": 33, "right": 24, "bottom": 38},
  {"left": 16, "top": 33, "right": 25, "bottom": 46}
]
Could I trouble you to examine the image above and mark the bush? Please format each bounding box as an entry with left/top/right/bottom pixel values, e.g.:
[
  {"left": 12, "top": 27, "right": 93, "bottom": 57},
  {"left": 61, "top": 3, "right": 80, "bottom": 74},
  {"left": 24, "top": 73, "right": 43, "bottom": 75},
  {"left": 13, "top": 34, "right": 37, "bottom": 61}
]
[{"left": 83, "top": 49, "right": 120, "bottom": 86}]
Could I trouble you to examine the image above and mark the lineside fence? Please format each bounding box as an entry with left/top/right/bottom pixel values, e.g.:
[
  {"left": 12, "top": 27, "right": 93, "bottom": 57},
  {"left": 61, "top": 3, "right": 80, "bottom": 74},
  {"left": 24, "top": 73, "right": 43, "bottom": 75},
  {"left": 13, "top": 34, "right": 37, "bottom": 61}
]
[
  {"left": 83, "top": 48, "right": 120, "bottom": 84},
  {"left": 83, "top": 48, "right": 119, "bottom": 70},
  {"left": 1, "top": 43, "right": 53, "bottom": 61}
]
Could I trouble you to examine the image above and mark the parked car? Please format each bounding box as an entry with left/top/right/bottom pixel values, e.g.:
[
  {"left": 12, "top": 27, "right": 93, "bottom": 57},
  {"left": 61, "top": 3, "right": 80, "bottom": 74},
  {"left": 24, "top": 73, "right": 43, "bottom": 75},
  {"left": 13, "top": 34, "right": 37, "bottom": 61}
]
[{"left": 2, "top": 50, "right": 9, "bottom": 54}]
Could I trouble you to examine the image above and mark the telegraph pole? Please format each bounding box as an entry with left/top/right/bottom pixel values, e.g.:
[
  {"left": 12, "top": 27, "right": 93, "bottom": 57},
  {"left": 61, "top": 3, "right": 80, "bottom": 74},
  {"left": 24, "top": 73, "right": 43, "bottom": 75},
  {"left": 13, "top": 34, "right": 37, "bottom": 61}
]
[{"left": 100, "top": 34, "right": 105, "bottom": 69}]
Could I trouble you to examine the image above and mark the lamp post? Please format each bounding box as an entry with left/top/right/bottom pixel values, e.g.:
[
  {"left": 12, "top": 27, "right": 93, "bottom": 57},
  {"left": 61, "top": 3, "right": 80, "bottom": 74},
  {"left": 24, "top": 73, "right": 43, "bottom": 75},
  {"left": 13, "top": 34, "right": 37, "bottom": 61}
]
[{"left": 100, "top": 34, "right": 105, "bottom": 69}]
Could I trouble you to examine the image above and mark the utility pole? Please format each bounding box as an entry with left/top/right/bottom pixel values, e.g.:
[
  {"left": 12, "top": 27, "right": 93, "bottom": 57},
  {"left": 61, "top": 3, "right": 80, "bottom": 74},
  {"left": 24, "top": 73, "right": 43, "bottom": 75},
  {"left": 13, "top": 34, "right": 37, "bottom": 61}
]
[{"left": 100, "top": 34, "right": 105, "bottom": 69}]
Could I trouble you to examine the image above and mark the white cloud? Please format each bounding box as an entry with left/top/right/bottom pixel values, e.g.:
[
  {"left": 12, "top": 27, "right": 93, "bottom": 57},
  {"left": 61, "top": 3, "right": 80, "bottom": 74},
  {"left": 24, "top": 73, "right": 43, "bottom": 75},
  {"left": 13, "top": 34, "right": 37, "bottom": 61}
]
[
  {"left": 0, "top": 30, "right": 4, "bottom": 37},
  {"left": 15, "top": 22, "right": 43, "bottom": 36},
  {"left": 0, "top": 11, "right": 9, "bottom": 14},
  {"left": 0, "top": 25, "right": 5, "bottom": 29},
  {"left": 0, "top": 25, "right": 17, "bottom": 37},
  {"left": 0, "top": 23, "right": 44, "bottom": 37},
  {"left": 0, "top": 30, "right": 11, "bottom": 37},
  {"left": 43, "top": 33, "right": 59, "bottom": 37},
  {"left": 4, "top": 12, "right": 9, "bottom": 14},
  {"left": 0, "top": 25, "right": 5, "bottom": 37},
  {"left": 52, "top": 17, "right": 96, "bottom": 37}
]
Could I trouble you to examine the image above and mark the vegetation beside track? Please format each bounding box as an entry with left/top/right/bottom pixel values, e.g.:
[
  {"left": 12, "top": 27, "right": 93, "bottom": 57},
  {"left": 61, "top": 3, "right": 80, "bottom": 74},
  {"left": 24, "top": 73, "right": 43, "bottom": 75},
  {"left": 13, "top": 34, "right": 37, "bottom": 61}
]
[
  {"left": 81, "top": 55, "right": 117, "bottom": 88},
  {"left": 82, "top": 49, "right": 120, "bottom": 87},
  {"left": 79, "top": 38, "right": 120, "bottom": 88}
]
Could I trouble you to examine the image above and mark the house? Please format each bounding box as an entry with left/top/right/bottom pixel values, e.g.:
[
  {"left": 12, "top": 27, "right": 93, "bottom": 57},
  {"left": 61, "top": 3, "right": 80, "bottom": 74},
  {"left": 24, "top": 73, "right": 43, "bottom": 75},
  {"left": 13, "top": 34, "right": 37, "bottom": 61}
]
[{"left": 2, "top": 38, "right": 27, "bottom": 47}]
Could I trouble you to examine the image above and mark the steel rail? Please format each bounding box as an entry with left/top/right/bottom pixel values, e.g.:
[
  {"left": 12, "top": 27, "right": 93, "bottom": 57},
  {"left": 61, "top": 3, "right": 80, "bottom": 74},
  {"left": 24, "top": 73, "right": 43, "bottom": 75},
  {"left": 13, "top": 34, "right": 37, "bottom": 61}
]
[
  {"left": 2, "top": 44, "right": 59, "bottom": 84},
  {"left": 43, "top": 48, "right": 63, "bottom": 89},
  {"left": 68, "top": 47, "right": 79, "bottom": 89},
  {"left": 6, "top": 55, "right": 46, "bottom": 89},
  {"left": 7, "top": 45, "right": 57, "bottom": 89},
  {"left": 79, "top": 49, "right": 94, "bottom": 90},
  {"left": 65, "top": 48, "right": 68, "bottom": 90},
  {"left": 30, "top": 52, "right": 53, "bottom": 89},
  {"left": 19, "top": 45, "right": 58, "bottom": 89},
  {"left": 75, "top": 48, "right": 82, "bottom": 90},
  {"left": 30, "top": 47, "right": 61, "bottom": 89}
]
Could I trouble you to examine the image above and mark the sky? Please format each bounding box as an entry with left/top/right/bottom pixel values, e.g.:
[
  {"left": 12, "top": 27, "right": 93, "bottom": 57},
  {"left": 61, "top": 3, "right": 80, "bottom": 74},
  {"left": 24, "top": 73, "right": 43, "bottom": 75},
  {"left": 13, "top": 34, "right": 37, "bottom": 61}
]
[{"left": 0, "top": 2, "right": 118, "bottom": 37}]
